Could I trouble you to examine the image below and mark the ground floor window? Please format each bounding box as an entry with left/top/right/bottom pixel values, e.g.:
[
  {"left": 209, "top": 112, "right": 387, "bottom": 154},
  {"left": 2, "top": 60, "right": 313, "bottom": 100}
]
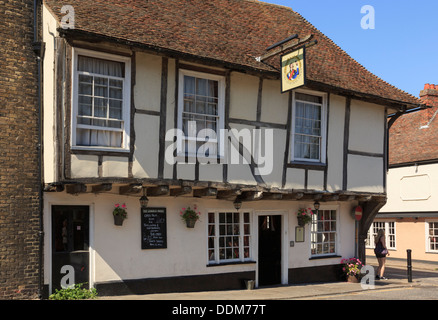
[
  {"left": 208, "top": 211, "right": 251, "bottom": 264},
  {"left": 310, "top": 209, "right": 337, "bottom": 256},
  {"left": 427, "top": 221, "right": 438, "bottom": 252},
  {"left": 366, "top": 221, "right": 396, "bottom": 249}
]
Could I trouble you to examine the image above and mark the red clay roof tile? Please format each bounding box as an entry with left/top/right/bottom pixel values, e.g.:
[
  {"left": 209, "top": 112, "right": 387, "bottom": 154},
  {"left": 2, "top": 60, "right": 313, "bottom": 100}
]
[{"left": 45, "top": 0, "right": 421, "bottom": 106}]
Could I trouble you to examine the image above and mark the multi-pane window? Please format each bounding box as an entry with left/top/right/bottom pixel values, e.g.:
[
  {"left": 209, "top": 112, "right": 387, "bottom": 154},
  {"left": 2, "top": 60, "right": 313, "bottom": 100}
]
[
  {"left": 427, "top": 222, "right": 438, "bottom": 252},
  {"left": 178, "top": 70, "right": 225, "bottom": 158},
  {"left": 310, "top": 209, "right": 337, "bottom": 256},
  {"left": 292, "top": 91, "right": 326, "bottom": 163},
  {"left": 208, "top": 211, "right": 251, "bottom": 263},
  {"left": 72, "top": 49, "right": 131, "bottom": 150},
  {"left": 366, "top": 221, "right": 396, "bottom": 249}
]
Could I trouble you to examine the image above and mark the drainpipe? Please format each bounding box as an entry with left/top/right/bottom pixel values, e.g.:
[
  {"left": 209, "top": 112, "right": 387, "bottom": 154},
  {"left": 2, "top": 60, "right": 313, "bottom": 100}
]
[{"left": 32, "top": 0, "right": 45, "bottom": 300}]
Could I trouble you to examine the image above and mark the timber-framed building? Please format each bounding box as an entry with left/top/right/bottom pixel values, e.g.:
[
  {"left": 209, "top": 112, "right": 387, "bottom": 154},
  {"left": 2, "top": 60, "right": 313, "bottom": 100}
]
[{"left": 40, "top": 0, "right": 422, "bottom": 296}]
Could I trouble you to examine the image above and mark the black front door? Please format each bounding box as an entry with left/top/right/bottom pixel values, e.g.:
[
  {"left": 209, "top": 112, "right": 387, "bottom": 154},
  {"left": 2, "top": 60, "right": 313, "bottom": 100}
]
[
  {"left": 52, "top": 205, "right": 89, "bottom": 291},
  {"left": 258, "top": 215, "right": 282, "bottom": 286}
]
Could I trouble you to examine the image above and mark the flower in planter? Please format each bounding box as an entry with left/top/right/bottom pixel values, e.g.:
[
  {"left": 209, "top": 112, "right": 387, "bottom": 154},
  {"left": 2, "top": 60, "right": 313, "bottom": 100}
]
[
  {"left": 180, "top": 205, "right": 201, "bottom": 222},
  {"left": 113, "top": 203, "right": 128, "bottom": 219},
  {"left": 296, "top": 207, "right": 314, "bottom": 226},
  {"left": 341, "top": 257, "right": 363, "bottom": 279}
]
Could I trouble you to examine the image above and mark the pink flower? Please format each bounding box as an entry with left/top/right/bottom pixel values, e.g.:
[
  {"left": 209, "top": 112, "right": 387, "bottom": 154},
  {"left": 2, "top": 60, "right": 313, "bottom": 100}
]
[
  {"left": 121, "top": 204, "right": 126, "bottom": 209},
  {"left": 115, "top": 204, "right": 119, "bottom": 208},
  {"left": 182, "top": 208, "right": 186, "bottom": 211}
]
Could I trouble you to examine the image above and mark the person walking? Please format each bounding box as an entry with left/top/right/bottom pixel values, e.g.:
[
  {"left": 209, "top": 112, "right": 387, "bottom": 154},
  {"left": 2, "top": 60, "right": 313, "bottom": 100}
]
[{"left": 374, "top": 229, "right": 390, "bottom": 280}]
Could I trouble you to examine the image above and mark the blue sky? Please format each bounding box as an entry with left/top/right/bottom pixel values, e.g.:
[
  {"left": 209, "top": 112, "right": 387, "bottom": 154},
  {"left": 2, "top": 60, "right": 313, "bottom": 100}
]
[{"left": 263, "top": 0, "right": 438, "bottom": 98}]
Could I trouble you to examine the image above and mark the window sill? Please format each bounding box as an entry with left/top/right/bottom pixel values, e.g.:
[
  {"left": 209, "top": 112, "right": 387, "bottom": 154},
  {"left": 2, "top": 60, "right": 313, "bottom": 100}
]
[
  {"left": 288, "top": 161, "right": 327, "bottom": 170},
  {"left": 71, "top": 146, "right": 130, "bottom": 155},
  {"left": 207, "top": 260, "right": 256, "bottom": 267},
  {"left": 309, "top": 254, "right": 341, "bottom": 261}
]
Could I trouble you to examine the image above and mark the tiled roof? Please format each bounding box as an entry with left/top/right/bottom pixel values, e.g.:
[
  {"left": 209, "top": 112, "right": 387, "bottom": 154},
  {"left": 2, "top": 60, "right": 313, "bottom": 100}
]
[
  {"left": 389, "top": 107, "right": 438, "bottom": 166},
  {"left": 45, "top": 0, "right": 421, "bottom": 106}
]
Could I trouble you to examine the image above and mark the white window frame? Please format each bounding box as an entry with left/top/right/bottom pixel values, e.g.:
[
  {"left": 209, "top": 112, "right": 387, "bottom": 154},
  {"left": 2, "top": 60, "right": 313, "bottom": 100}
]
[
  {"left": 290, "top": 89, "right": 327, "bottom": 164},
  {"left": 207, "top": 210, "right": 252, "bottom": 265},
  {"left": 426, "top": 221, "right": 438, "bottom": 253},
  {"left": 366, "top": 221, "right": 396, "bottom": 250},
  {"left": 71, "top": 47, "right": 131, "bottom": 152},
  {"left": 177, "top": 69, "right": 225, "bottom": 160},
  {"left": 310, "top": 205, "right": 339, "bottom": 257}
]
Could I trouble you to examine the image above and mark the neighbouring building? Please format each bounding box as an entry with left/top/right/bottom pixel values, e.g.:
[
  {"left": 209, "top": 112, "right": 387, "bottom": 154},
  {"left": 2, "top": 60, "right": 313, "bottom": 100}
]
[
  {"left": 40, "top": 0, "right": 421, "bottom": 297},
  {"left": 0, "top": 0, "right": 43, "bottom": 299},
  {"left": 368, "top": 84, "right": 438, "bottom": 264}
]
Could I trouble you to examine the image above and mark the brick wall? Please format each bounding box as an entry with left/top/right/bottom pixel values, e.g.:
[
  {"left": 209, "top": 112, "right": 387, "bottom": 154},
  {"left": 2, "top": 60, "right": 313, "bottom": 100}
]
[{"left": 0, "top": 0, "right": 41, "bottom": 299}]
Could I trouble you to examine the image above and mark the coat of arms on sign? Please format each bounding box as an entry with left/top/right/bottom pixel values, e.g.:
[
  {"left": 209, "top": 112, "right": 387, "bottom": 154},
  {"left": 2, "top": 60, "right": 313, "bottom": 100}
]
[{"left": 281, "top": 47, "right": 306, "bottom": 93}]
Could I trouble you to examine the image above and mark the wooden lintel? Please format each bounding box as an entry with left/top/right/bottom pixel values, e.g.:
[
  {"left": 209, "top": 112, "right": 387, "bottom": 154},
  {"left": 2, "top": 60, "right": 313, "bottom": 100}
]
[
  {"left": 371, "top": 195, "right": 387, "bottom": 202},
  {"left": 147, "top": 185, "right": 170, "bottom": 197},
  {"left": 216, "top": 189, "right": 242, "bottom": 200},
  {"left": 262, "top": 193, "right": 283, "bottom": 200},
  {"left": 169, "top": 186, "right": 192, "bottom": 197},
  {"left": 44, "top": 183, "right": 64, "bottom": 192},
  {"left": 338, "top": 194, "right": 357, "bottom": 201},
  {"left": 193, "top": 187, "right": 218, "bottom": 198},
  {"left": 357, "top": 195, "right": 373, "bottom": 202},
  {"left": 119, "top": 183, "right": 142, "bottom": 195},
  {"left": 240, "top": 191, "right": 264, "bottom": 201},
  {"left": 312, "top": 193, "right": 323, "bottom": 200},
  {"left": 66, "top": 183, "right": 87, "bottom": 195},
  {"left": 92, "top": 183, "right": 112, "bottom": 193},
  {"left": 282, "top": 192, "right": 304, "bottom": 200},
  {"left": 322, "top": 194, "right": 340, "bottom": 202}
]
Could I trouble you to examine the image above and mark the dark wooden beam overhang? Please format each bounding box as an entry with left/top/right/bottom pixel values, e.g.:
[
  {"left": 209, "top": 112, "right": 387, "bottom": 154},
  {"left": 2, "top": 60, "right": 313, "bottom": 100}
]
[{"left": 45, "top": 179, "right": 386, "bottom": 206}]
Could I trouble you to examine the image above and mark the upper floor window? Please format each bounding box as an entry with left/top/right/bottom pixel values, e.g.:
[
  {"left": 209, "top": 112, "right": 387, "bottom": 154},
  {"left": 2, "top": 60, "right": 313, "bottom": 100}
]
[
  {"left": 291, "top": 90, "right": 327, "bottom": 163},
  {"left": 72, "top": 48, "right": 131, "bottom": 151},
  {"left": 177, "top": 69, "right": 225, "bottom": 159}
]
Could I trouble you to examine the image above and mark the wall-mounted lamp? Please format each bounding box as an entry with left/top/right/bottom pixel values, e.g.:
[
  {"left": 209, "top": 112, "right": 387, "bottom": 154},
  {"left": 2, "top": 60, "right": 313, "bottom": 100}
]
[
  {"left": 233, "top": 197, "right": 242, "bottom": 210},
  {"left": 139, "top": 187, "right": 149, "bottom": 208},
  {"left": 314, "top": 201, "right": 320, "bottom": 211}
]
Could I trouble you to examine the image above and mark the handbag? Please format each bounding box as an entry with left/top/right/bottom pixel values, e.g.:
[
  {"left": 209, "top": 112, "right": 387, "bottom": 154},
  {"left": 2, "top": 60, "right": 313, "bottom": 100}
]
[{"left": 374, "top": 240, "right": 388, "bottom": 255}]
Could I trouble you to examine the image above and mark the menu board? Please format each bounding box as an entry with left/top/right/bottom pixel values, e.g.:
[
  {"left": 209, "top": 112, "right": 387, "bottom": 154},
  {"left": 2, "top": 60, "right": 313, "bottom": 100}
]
[{"left": 141, "top": 207, "right": 167, "bottom": 249}]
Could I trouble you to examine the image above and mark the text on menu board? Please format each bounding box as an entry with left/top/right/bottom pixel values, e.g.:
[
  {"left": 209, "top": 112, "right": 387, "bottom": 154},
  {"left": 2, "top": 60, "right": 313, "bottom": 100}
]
[{"left": 141, "top": 207, "right": 167, "bottom": 249}]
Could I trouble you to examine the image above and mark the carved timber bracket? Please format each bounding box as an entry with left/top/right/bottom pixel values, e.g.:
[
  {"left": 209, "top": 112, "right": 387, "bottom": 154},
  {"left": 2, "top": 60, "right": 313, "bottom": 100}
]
[{"left": 357, "top": 199, "right": 387, "bottom": 264}]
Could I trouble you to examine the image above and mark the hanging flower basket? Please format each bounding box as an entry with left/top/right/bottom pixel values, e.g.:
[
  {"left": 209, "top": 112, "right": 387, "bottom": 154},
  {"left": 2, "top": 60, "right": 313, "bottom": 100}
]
[
  {"left": 113, "top": 203, "right": 127, "bottom": 226},
  {"left": 296, "top": 208, "right": 314, "bottom": 226},
  {"left": 180, "top": 206, "right": 201, "bottom": 228},
  {"left": 186, "top": 218, "right": 197, "bottom": 228}
]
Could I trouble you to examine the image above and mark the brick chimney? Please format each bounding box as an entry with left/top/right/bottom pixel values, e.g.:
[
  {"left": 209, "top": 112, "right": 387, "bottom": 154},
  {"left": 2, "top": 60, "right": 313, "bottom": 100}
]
[
  {"left": 418, "top": 84, "right": 438, "bottom": 128},
  {"left": 420, "top": 83, "right": 438, "bottom": 107}
]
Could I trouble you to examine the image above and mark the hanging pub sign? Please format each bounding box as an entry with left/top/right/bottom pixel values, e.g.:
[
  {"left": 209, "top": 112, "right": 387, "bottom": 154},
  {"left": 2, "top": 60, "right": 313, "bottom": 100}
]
[
  {"left": 141, "top": 207, "right": 167, "bottom": 249},
  {"left": 281, "top": 46, "right": 306, "bottom": 93}
]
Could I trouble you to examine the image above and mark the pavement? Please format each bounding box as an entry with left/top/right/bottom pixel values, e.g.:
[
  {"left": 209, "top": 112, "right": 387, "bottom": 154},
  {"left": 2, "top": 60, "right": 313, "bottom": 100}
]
[{"left": 98, "top": 256, "right": 438, "bottom": 300}]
